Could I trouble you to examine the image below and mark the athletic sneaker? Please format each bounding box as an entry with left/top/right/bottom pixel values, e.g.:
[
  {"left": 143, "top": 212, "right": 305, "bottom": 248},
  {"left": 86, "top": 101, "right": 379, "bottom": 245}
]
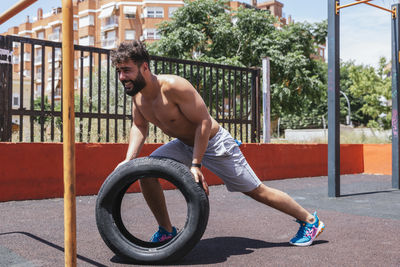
[
  {"left": 150, "top": 226, "right": 177, "bottom": 242},
  {"left": 289, "top": 212, "right": 325, "bottom": 247}
]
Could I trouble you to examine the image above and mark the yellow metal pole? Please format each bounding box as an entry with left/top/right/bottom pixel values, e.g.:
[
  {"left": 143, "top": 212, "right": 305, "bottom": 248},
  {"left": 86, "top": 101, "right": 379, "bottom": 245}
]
[
  {"left": 62, "top": 0, "right": 77, "bottom": 266},
  {"left": 0, "top": 0, "right": 37, "bottom": 25}
]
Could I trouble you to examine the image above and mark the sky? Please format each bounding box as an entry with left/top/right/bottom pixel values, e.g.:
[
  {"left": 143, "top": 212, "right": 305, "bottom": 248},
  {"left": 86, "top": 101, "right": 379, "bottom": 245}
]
[{"left": 0, "top": 0, "right": 399, "bottom": 68}]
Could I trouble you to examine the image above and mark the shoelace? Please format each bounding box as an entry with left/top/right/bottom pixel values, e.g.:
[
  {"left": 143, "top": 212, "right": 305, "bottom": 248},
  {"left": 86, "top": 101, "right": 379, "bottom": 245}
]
[{"left": 294, "top": 221, "right": 308, "bottom": 238}]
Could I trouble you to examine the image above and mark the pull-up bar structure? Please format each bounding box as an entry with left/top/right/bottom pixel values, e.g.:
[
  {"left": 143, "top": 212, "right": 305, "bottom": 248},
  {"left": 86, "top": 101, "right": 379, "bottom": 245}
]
[
  {"left": 328, "top": 0, "right": 400, "bottom": 197},
  {"left": 0, "top": 0, "right": 37, "bottom": 25},
  {"left": 0, "top": 0, "right": 77, "bottom": 265}
]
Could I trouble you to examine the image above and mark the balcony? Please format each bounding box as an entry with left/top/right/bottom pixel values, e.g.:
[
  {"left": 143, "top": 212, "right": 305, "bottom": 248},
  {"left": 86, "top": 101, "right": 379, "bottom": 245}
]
[{"left": 101, "top": 16, "right": 118, "bottom": 32}]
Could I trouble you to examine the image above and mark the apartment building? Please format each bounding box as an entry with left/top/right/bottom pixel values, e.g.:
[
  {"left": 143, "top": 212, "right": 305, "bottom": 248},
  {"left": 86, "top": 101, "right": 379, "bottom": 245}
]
[{"left": 2, "top": 0, "right": 323, "bottom": 105}]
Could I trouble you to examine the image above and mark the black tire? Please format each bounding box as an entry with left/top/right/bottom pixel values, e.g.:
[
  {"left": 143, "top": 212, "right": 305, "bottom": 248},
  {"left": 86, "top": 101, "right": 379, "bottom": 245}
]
[{"left": 95, "top": 157, "right": 210, "bottom": 264}]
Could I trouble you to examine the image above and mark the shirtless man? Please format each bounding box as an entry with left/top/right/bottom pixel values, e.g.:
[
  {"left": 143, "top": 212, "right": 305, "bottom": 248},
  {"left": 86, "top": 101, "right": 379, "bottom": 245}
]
[{"left": 112, "top": 40, "right": 325, "bottom": 247}]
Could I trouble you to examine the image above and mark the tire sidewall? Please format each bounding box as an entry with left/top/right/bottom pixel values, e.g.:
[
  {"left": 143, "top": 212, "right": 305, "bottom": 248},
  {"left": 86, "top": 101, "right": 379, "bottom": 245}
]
[{"left": 96, "top": 157, "right": 209, "bottom": 263}]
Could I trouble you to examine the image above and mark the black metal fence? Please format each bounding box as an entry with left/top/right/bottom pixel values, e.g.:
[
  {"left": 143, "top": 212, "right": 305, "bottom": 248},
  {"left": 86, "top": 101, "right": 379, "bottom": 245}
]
[{"left": 0, "top": 35, "right": 261, "bottom": 143}]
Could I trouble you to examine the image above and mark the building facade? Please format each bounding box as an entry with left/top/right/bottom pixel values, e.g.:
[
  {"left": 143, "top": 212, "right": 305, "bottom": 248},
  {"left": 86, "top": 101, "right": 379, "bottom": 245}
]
[{"left": 2, "top": 0, "right": 324, "bottom": 105}]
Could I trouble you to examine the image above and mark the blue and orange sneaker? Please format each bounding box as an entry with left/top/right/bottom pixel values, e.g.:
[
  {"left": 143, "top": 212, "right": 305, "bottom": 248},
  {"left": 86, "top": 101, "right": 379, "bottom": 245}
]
[
  {"left": 150, "top": 226, "right": 177, "bottom": 242},
  {"left": 289, "top": 212, "right": 325, "bottom": 246}
]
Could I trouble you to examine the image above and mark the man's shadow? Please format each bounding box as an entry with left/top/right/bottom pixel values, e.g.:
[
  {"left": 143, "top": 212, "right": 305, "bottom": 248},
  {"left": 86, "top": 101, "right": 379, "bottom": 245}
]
[{"left": 111, "top": 236, "right": 328, "bottom": 265}]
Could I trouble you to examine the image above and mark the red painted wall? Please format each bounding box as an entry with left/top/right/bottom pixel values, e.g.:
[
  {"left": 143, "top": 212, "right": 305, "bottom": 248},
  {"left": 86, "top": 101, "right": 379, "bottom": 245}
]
[{"left": 0, "top": 142, "right": 376, "bottom": 202}]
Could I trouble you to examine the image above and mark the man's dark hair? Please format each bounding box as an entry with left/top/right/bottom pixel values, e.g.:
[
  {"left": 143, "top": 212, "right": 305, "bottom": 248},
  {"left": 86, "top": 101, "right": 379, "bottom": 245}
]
[{"left": 111, "top": 40, "right": 150, "bottom": 66}]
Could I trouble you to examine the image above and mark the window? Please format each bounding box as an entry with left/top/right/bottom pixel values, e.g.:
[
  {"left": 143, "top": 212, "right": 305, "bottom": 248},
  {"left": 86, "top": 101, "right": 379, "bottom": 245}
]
[
  {"left": 103, "top": 16, "right": 118, "bottom": 27},
  {"left": 125, "top": 30, "right": 135, "bottom": 40},
  {"left": 36, "top": 84, "right": 42, "bottom": 97},
  {"left": 23, "top": 70, "right": 31, "bottom": 77},
  {"left": 143, "top": 28, "right": 160, "bottom": 40},
  {"left": 82, "top": 56, "right": 93, "bottom": 67},
  {"left": 124, "top": 6, "right": 137, "bottom": 19},
  {"left": 23, "top": 53, "right": 31, "bottom": 62},
  {"left": 79, "top": 15, "right": 94, "bottom": 27},
  {"left": 168, "top": 7, "right": 178, "bottom": 18},
  {"left": 146, "top": 7, "right": 164, "bottom": 18},
  {"left": 73, "top": 20, "right": 78, "bottom": 31},
  {"left": 101, "top": 30, "right": 116, "bottom": 48},
  {"left": 36, "top": 66, "right": 42, "bottom": 78},
  {"left": 79, "top": 36, "right": 94, "bottom": 46},
  {"left": 49, "top": 26, "right": 61, "bottom": 41},
  {"left": 37, "top": 31, "right": 45, "bottom": 39},
  {"left": 53, "top": 26, "right": 61, "bottom": 34}
]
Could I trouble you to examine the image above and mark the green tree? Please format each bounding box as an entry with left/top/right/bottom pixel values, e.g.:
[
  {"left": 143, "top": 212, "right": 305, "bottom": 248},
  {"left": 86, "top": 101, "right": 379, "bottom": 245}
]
[
  {"left": 346, "top": 58, "right": 391, "bottom": 129},
  {"left": 148, "top": 0, "right": 328, "bottom": 118}
]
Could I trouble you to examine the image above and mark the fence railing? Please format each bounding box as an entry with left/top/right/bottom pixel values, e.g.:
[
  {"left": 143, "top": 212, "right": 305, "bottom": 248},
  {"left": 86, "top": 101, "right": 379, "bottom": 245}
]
[{"left": 0, "top": 35, "right": 261, "bottom": 143}]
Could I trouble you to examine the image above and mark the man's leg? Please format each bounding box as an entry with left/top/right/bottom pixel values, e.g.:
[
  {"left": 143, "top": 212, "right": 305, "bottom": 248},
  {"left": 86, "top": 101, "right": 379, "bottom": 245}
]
[
  {"left": 142, "top": 140, "right": 192, "bottom": 234},
  {"left": 139, "top": 178, "right": 173, "bottom": 232},
  {"left": 244, "top": 184, "right": 315, "bottom": 224}
]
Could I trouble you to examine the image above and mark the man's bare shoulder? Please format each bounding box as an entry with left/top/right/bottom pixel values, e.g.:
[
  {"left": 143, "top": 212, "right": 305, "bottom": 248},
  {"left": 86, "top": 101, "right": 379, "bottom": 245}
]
[{"left": 157, "top": 74, "right": 195, "bottom": 94}]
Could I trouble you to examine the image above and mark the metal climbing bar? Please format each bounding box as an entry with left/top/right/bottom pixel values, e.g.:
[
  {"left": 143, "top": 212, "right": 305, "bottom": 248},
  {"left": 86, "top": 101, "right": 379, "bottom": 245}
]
[
  {"left": 336, "top": 0, "right": 396, "bottom": 17},
  {"left": 0, "top": 0, "right": 37, "bottom": 25}
]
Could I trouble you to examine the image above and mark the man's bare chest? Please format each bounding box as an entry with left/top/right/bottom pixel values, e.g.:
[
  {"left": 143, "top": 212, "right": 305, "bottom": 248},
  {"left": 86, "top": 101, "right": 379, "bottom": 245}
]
[{"left": 137, "top": 97, "right": 182, "bottom": 127}]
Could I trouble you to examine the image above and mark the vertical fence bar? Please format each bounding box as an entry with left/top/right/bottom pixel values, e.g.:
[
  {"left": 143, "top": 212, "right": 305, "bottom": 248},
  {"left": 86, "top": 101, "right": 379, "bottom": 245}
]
[
  {"left": 97, "top": 53, "right": 101, "bottom": 142},
  {"left": 106, "top": 52, "right": 110, "bottom": 142},
  {"left": 122, "top": 82, "right": 127, "bottom": 140},
  {"left": 328, "top": 0, "right": 341, "bottom": 197},
  {"left": 215, "top": 68, "right": 219, "bottom": 121},
  {"left": 62, "top": 0, "right": 77, "bottom": 265},
  {"left": 245, "top": 71, "right": 249, "bottom": 143},
  {"left": 209, "top": 66, "right": 213, "bottom": 116},
  {"left": 19, "top": 42, "right": 24, "bottom": 141},
  {"left": 392, "top": 4, "right": 400, "bottom": 189},
  {"left": 256, "top": 69, "right": 261, "bottom": 142},
  {"left": 202, "top": 66, "right": 206, "bottom": 100},
  {"left": 88, "top": 51, "right": 93, "bottom": 141},
  {"left": 29, "top": 43, "right": 34, "bottom": 142},
  {"left": 228, "top": 69, "right": 232, "bottom": 133},
  {"left": 30, "top": 44, "right": 35, "bottom": 142},
  {"left": 239, "top": 70, "right": 243, "bottom": 142},
  {"left": 0, "top": 35, "right": 12, "bottom": 142},
  {"left": 222, "top": 68, "right": 226, "bottom": 130},
  {"left": 51, "top": 46, "right": 56, "bottom": 141},
  {"left": 250, "top": 70, "right": 257, "bottom": 142},
  {"left": 233, "top": 70, "right": 237, "bottom": 138},
  {"left": 114, "top": 68, "right": 118, "bottom": 143},
  {"left": 79, "top": 51, "right": 84, "bottom": 142}
]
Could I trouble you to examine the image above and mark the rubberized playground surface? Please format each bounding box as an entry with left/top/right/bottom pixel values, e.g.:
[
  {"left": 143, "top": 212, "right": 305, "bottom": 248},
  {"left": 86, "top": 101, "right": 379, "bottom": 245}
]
[{"left": 1, "top": 174, "right": 399, "bottom": 267}]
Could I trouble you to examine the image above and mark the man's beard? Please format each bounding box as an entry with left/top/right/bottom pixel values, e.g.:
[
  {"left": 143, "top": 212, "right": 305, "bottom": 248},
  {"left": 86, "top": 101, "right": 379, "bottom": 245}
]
[{"left": 121, "top": 71, "right": 146, "bottom": 96}]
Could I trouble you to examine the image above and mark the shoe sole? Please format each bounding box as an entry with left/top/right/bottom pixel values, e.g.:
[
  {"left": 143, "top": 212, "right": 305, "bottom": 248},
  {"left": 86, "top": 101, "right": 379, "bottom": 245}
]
[{"left": 289, "top": 221, "right": 325, "bottom": 247}]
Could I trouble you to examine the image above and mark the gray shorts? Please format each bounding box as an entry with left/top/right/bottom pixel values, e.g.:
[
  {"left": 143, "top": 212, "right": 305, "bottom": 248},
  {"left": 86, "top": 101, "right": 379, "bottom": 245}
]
[{"left": 150, "top": 127, "right": 262, "bottom": 192}]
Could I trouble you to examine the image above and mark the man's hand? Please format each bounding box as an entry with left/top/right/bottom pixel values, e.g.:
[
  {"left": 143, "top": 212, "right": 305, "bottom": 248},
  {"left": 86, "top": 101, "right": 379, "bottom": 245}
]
[{"left": 190, "top": 167, "right": 209, "bottom": 195}]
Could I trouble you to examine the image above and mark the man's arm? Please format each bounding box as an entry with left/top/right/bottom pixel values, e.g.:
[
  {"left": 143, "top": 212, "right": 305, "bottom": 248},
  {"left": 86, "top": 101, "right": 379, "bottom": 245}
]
[
  {"left": 170, "top": 78, "right": 212, "bottom": 194},
  {"left": 116, "top": 101, "right": 149, "bottom": 168}
]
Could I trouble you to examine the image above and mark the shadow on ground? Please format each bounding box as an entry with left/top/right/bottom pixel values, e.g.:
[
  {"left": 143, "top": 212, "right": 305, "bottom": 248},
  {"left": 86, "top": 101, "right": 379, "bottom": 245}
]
[{"left": 110, "top": 236, "right": 328, "bottom": 265}]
